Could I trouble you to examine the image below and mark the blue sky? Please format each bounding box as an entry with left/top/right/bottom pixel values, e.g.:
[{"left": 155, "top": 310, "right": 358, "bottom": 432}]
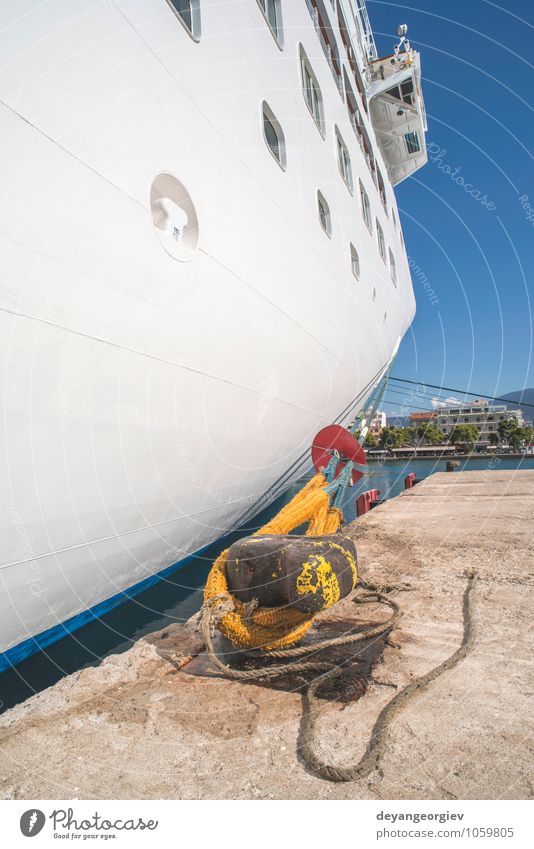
[{"left": 367, "top": 0, "right": 534, "bottom": 412}]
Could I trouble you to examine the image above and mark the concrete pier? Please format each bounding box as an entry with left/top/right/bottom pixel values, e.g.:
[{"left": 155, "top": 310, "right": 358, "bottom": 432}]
[{"left": 1, "top": 470, "right": 533, "bottom": 800}]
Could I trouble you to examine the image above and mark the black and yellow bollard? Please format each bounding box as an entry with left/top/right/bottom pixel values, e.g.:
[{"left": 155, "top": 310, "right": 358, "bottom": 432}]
[{"left": 226, "top": 533, "right": 357, "bottom": 615}]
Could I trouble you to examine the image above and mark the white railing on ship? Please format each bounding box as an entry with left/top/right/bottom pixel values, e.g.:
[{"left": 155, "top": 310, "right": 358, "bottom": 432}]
[
  {"left": 353, "top": 0, "right": 378, "bottom": 60},
  {"left": 351, "top": 18, "right": 365, "bottom": 66},
  {"left": 419, "top": 91, "right": 428, "bottom": 131},
  {"left": 336, "top": 0, "right": 376, "bottom": 85},
  {"left": 338, "top": 0, "right": 365, "bottom": 67},
  {"left": 305, "top": 0, "right": 344, "bottom": 96}
]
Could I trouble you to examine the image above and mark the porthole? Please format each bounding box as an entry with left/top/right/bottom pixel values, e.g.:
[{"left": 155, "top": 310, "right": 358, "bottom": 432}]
[
  {"left": 350, "top": 243, "right": 360, "bottom": 279},
  {"left": 389, "top": 248, "right": 397, "bottom": 286},
  {"left": 150, "top": 173, "right": 199, "bottom": 262},
  {"left": 359, "top": 180, "right": 372, "bottom": 233},
  {"left": 262, "top": 101, "right": 286, "bottom": 170},
  {"left": 335, "top": 125, "right": 353, "bottom": 193},
  {"left": 376, "top": 219, "right": 386, "bottom": 262},
  {"left": 165, "top": 0, "right": 201, "bottom": 41},
  {"left": 257, "top": 0, "right": 284, "bottom": 48},
  {"left": 300, "top": 45, "right": 325, "bottom": 136},
  {"left": 317, "top": 191, "right": 332, "bottom": 237}
]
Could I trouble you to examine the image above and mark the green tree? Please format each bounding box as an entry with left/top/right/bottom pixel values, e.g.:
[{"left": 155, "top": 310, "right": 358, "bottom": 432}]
[
  {"left": 416, "top": 423, "right": 444, "bottom": 445},
  {"left": 450, "top": 424, "right": 479, "bottom": 452},
  {"left": 400, "top": 427, "right": 415, "bottom": 446},
  {"left": 522, "top": 425, "right": 534, "bottom": 447},
  {"left": 378, "top": 426, "right": 404, "bottom": 451},
  {"left": 488, "top": 432, "right": 499, "bottom": 446},
  {"left": 364, "top": 430, "right": 378, "bottom": 448},
  {"left": 498, "top": 418, "right": 526, "bottom": 452}
]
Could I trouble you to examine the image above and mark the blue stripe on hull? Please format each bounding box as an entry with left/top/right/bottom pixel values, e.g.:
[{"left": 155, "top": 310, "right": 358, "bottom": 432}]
[{"left": 0, "top": 542, "right": 215, "bottom": 674}]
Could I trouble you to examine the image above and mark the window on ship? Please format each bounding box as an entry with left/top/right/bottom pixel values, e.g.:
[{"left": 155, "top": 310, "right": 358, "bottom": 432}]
[
  {"left": 360, "top": 181, "right": 372, "bottom": 233},
  {"left": 335, "top": 126, "right": 353, "bottom": 193},
  {"left": 300, "top": 46, "right": 325, "bottom": 136},
  {"left": 385, "top": 78, "right": 414, "bottom": 106},
  {"left": 317, "top": 191, "right": 332, "bottom": 236},
  {"left": 376, "top": 220, "right": 386, "bottom": 262},
  {"left": 167, "top": 0, "right": 201, "bottom": 39},
  {"left": 405, "top": 131, "right": 421, "bottom": 154},
  {"left": 262, "top": 102, "right": 286, "bottom": 169},
  {"left": 376, "top": 165, "right": 387, "bottom": 215},
  {"left": 389, "top": 248, "right": 397, "bottom": 286},
  {"left": 350, "top": 244, "right": 360, "bottom": 279},
  {"left": 257, "top": 0, "right": 283, "bottom": 47}
]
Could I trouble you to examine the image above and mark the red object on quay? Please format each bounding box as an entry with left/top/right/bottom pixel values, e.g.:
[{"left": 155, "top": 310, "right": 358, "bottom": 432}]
[
  {"left": 356, "top": 489, "right": 381, "bottom": 516},
  {"left": 404, "top": 472, "right": 417, "bottom": 489},
  {"left": 311, "top": 424, "right": 366, "bottom": 485}
]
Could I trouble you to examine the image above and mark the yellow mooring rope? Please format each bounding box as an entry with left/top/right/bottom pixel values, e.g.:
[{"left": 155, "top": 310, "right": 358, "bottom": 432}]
[{"left": 203, "top": 472, "right": 351, "bottom": 651}]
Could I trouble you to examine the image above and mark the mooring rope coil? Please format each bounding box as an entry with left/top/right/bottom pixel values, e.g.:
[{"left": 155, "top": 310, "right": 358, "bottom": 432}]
[
  {"left": 203, "top": 472, "right": 350, "bottom": 652},
  {"left": 202, "top": 570, "right": 477, "bottom": 782},
  {"left": 200, "top": 459, "right": 478, "bottom": 782},
  {"left": 201, "top": 590, "right": 400, "bottom": 682}
]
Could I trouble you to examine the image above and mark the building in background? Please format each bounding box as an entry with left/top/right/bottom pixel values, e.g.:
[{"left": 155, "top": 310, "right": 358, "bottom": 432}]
[
  {"left": 409, "top": 411, "right": 438, "bottom": 427},
  {"left": 369, "top": 411, "right": 387, "bottom": 433},
  {"left": 436, "top": 401, "right": 524, "bottom": 446},
  {"left": 386, "top": 415, "right": 410, "bottom": 428}
]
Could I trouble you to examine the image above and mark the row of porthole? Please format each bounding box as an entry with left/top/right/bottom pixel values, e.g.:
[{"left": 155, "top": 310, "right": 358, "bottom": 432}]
[
  {"left": 164, "top": 0, "right": 395, "bottom": 314},
  {"left": 167, "top": 0, "right": 284, "bottom": 44},
  {"left": 352, "top": 241, "right": 387, "bottom": 325},
  {"left": 325, "top": 207, "right": 387, "bottom": 323},
  {"left": 167, "top": 1, "right": 281, "bottom": 44},
  {"left": 315, "top": 180, "right": 397, "bottom": 293},
  {"left": 257, "top": 42, "right": 399, "bottom": 289},
  {"left": 169, "top": 0, "right": 394, "bottom": 228},
  {"left": 169, "top": 0, "right": 370, "bottom": 162},
  {"left": 262, "top": 92, "right": 398, "bottom": 289},
  {"left": 150, "top": 166, "right": 388, "bottom": 325},
  {"left": 351, "top": 242, "right": 385, "bottom": 322}
]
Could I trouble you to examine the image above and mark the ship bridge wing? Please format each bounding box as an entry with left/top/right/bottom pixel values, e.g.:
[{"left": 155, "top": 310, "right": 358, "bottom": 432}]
[{"left": 367, "top": 44, "right": 428, "bottom": 185}]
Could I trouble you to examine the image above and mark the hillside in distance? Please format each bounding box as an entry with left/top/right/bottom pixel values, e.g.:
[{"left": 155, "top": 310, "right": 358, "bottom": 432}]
[{"left": 500, "top": 389, "right": 534, "bottom": 422}]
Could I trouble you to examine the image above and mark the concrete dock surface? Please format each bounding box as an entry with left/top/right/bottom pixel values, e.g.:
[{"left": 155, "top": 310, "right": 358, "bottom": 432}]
[{"left": 1, "top": 470, "right": 533, "bottom": 800}]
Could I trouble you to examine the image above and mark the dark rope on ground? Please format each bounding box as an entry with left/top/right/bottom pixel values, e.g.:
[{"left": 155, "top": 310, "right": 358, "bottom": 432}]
[
  {"left": 298, "top": 569, "right": 478, "bottom": 782},
  {"left": 201, "top": 590, "right": 400, "bottom": 681},
  {"left": 201, "top": 571, "right": 477, "bottom": 782}
]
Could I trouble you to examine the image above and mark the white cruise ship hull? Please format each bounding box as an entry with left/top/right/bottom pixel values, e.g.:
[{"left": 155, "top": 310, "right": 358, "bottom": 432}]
[{"left": 0, "top": 0, "right": 416, "bottom": 670}]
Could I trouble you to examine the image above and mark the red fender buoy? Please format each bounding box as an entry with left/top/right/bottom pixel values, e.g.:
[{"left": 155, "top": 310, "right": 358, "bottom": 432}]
[{"left": 311, "top": 424, "right": 366, "bottom": 485}]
